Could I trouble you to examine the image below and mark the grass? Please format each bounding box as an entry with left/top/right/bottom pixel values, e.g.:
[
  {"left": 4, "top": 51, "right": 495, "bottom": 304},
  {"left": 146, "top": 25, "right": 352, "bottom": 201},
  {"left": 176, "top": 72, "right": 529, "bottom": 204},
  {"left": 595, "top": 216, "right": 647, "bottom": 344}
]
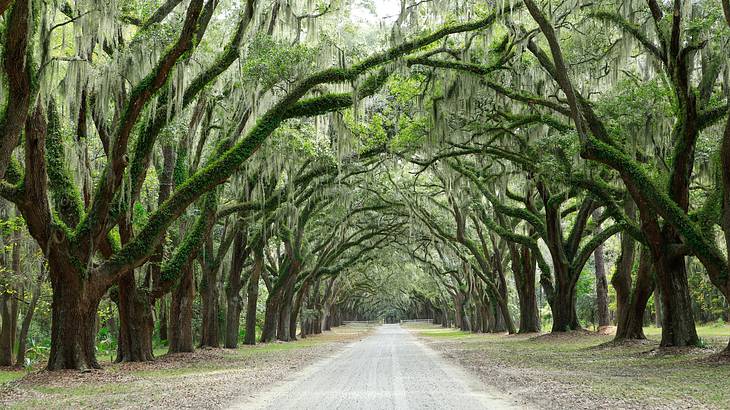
[
  {"left": 0, "top": 369, "right": 25, "bottom": 385},
  {"left": 414, "top": 324, "right": 730, "bottom": 408}
]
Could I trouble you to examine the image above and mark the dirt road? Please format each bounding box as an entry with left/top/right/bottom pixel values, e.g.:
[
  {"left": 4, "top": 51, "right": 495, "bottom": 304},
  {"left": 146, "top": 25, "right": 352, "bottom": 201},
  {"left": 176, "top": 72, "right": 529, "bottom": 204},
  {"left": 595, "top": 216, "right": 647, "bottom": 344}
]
[{"left": 233, "top": 324, "right": 521, "bottom": 409}]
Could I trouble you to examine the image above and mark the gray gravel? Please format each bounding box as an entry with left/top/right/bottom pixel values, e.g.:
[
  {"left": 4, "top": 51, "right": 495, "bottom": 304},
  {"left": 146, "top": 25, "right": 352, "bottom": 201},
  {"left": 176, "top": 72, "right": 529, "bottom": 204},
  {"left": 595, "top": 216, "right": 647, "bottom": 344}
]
[{"left": 232, "top": 324, "right": 522, "bottom": 410}]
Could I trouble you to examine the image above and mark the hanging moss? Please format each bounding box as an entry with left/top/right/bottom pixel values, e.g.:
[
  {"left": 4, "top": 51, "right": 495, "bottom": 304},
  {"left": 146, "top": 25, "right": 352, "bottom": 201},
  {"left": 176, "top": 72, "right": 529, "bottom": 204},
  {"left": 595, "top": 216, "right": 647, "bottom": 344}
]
[{"left": 46, "top": 101, "right": 84, "bottom": 229}]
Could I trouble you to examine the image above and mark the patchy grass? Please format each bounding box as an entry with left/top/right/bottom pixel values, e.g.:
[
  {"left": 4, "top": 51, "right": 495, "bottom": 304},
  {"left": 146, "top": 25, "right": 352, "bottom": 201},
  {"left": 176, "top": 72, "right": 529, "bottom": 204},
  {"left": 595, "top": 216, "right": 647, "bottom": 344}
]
[
  {"left": 412, "top": 327, "right": 476, "bottom": 339},
  {"left": 414, "top": 324, "right": 730, "bottom": 409},
  {"left": 0, "top": 326, "right": 373, "bottom": 409},
  {"left": 0, "top": 370, "right": 25, "bottom": 385}
]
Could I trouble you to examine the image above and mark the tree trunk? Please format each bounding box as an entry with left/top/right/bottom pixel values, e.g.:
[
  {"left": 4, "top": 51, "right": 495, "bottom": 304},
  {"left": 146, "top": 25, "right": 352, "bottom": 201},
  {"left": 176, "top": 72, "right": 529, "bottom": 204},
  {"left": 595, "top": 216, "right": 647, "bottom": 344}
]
[
  {"left": 115, "top": 271, "right": 154, "bottom": 362},
  {"left": 615, "top": 250, "right": 654, "bottom": 341},
  {"left": 224, "top": 230, "right": 247, "bottom": 348},
  {"left": 277, "top": 276, "right": 296, "bottom": 341},
  {"left": 199, "top": 253, "right": 220, "bottom": 348},
  {"left": 0, "top": 292, "right": 14, "bottom": 366},
  {"left": 550, "top": 281, "right": 580, "bottom": 332},
  {"left": 0, "top": 226, "right": 20, "bottom": 366},
  {"left": 47, "top": 264, "right": 101, "bottom": 370},
  {"left": 592, "top": 214, "right": 610, "bottom": 328},
  {"left": 512, "top": 244, "right": 541, "bottom": 333},
  {"left": 612, "top": 200, "right": 640, "bottom": 340},
  {"left": 290, "top": 283, "right": 308, "bottom": 339},
  {"left": 244, "top": 247, "right": 262, "bottom": 345},
  {"left": 652, "top": 237, "right": 699, "bottom": 347},
  {"left": 454, "top": 293, "right": 470, "bottom": 331},
  {"left": 16, "top": 268, "right": 43, "bottom": 367},
  {"left": 159, "top": 296, "right": 168, "bottom": 341},
  {"left": 654, "top": 284, "right": 662, "bottom": 328},
  {"left": 168, "top": 263, "right": 194, "bottom": 353},
  {"left": 260, "top": 288, "right": 281, "bottom": 343}
]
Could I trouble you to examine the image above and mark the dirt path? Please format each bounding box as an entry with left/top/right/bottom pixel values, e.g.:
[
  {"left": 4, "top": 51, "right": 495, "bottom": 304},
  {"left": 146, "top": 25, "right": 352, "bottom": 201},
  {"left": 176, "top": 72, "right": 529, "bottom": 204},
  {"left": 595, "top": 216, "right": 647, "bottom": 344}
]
[{"left": 233, "top": 324, "right": 522, "bottom": 410}]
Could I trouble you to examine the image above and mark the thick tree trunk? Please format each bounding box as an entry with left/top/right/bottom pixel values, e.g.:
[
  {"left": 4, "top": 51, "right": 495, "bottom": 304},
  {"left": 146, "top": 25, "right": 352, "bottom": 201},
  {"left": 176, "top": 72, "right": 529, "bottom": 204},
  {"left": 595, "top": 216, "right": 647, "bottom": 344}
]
[
  {"left": 260, "top": 288, "right": 281, "bottom": 343},
  {"left": 512, "top": 244, "right": 540, "bottom": 333},
  {"left": 516, "top": 286, "right": 540, "bottom": 333},
  {"left": 168, "top": 263, "right": 194, "bottom": 353},
  {"left": 615, "top": 250, "right": 654, "bottom": 341},
  {"left": 454, "top": 293, "right": 470, "bottom": 331},
  {"left": 0, "top": 292, "right": 14, "bottom": 366},
  {"left": 290, "top": 283, "right": 308, "bottom": 339},
  {"left": 653, "top": 244, "right": 698, "bottom": 347},
  {"left": 550, "top": 282, "right": 580, "bottom": 332},
  {"left": 482, "top": 301, "right": 494, "bottom": 333},
  {"left": 277, "top": 276, "right": 296, "bottom": 341},
  {"left": 199, "top": 256, "right": 220, "bottom": 348},
  {"left": 115, "top": 271, "right": 154, "bottom": 362},
  {"left": 592, "top": 220, "right": 610, "bottom": 329},
  {"left": 612, "top": 200, "right": 640, "bottom": 340},
  {"left": 47, "top": 264, "right": 101, "bottom": 370}
]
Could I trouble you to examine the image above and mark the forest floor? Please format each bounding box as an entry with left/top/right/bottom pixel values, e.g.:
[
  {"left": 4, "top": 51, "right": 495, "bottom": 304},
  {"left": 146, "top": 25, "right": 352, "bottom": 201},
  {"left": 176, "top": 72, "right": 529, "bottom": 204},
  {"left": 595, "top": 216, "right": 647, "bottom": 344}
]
[
  {"left": 410, "top": 324, "right": 730, "bottom": 409},
  {"left": 0, "top": 326, "right": 373, "bottom": 409}
]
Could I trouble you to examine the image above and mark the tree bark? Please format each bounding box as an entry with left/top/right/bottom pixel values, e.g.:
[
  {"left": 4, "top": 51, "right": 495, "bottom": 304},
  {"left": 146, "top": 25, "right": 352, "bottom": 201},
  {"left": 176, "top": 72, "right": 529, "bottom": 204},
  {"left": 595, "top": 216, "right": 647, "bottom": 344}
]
[
  {"left": 16, "top": 266, "right": 43, "bottom": 366},
  {"left": 244, "top": 245, "right": 262, "bottom": 345},
  {"left": 513, "top": 244, "right": 540, "bottom": 333},
  {"left": 168, "top": 263, "right": 194, "bottom": 353},
  {"left": 159, "top": 296, "right": 168, "bottom": 341},
  {"left": 277, "top": 277, "right": 296, "bottom": 341},
  {"left": 47, "top": 262, "right": 101, "bottom": 370},
  {"left": 0, "top": 291, "right": 14, "bottom": 366},
  {"left": 593, "top": 210, "right": 610, "bottom": 329},
  {"left": 653, "top": 241, "right": 698, "bottom": 347},
  {"left": 115, "top": 271, "right": 154, "bottom": 362},
  {"left": 290, "top": 282, "right": 309, "bottom": 339},
  {"left": 654, "top": 284, "right": 662, "bottom": 328},
  {"left": 199, "top": 241, "right": 220, "bottom": 348},
  {"left": 615, "top": 249, "right": 654, "bottom": 341},
  {"left": 225, "top": 230, "right": 247, "bottom": 348},
  {"left": 260, "top": 287, "right": 281, "bottom": 342},
  {"left": 549, "top": 282, "right": 580, "bottom": 332}
]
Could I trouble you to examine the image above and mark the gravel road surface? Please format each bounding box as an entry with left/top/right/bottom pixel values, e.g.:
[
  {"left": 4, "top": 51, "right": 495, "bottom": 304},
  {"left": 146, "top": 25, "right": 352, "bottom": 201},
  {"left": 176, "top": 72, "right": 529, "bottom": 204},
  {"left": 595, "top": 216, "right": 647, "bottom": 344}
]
[{"left": 232, "top": 324, "right": 521, "bottom": 410}]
